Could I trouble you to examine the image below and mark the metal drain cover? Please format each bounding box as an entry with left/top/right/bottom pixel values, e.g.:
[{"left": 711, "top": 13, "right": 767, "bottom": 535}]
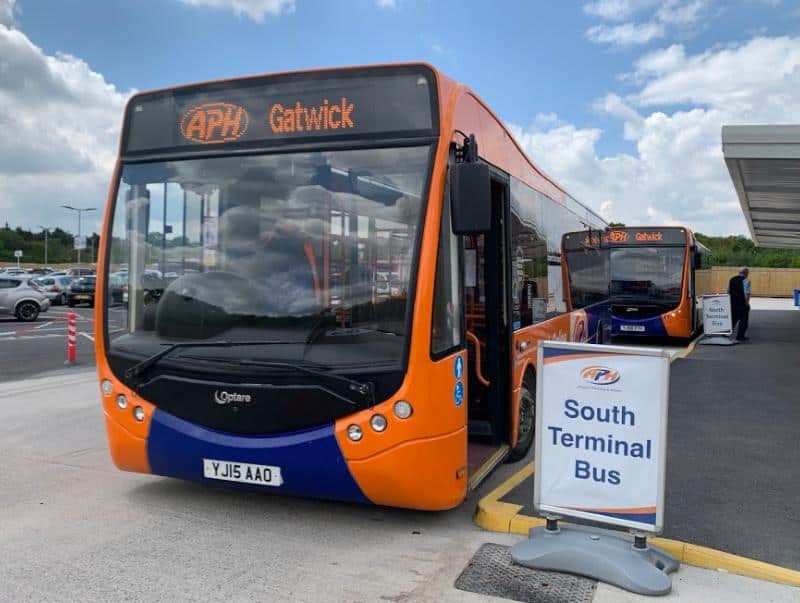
[{"left": 454, "top": 543, "right": 597, "bottom": 603}]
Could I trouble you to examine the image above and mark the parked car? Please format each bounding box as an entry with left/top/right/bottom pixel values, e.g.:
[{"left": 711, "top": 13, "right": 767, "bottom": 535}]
[
  {"left": 109, "top": 271, "right": 128, "bottom": 305},
  {"left": 0, "top": 267, "right": 27, "bottom": 276},
  {"left": 67, "top": 276, "right": 96, "bottom": 307},
  {"left": 30, "top": 275, "right": 74, "bottom": 305},
  {"left": 65, "top": 268, "right": 95, "bottom": 277},
  {"left": 0, "top": 276, "right": 51, "bottom": 321}
]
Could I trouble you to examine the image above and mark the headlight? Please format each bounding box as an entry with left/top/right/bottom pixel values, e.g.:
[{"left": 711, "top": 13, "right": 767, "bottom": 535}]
[
  {"left": 346, "top": 424, "right": 363, "bottom": 442},
  {"left": 101, "top": 380, "right": 113, "bottom": 396},
  {"left": 133, "top": 406, "right": 145, "bottom": 421},
  {"left": 116, "top": 394, "right": 128, "bottom": 409},
  {"left": 393, "top": 400, "right": 413, "bottom": 419},
  {"left": 370, "top": 414, "right": 388, "bottom": 432}
]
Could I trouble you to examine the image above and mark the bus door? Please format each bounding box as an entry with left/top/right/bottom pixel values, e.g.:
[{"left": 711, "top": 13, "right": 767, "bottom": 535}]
[{"left": 464, "top": 174, "right": 512, "bottom": 484}]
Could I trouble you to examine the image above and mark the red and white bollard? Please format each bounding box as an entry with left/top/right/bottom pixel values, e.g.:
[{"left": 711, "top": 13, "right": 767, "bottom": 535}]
[{"left": 65, "top": 311, "right": 77, "bottom": 365}]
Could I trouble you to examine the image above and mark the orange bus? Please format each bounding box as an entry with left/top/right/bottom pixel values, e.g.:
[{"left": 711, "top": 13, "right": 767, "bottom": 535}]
[
  {"left": 96, "top": 64, "right": 605, "bottom": 511},
  {"left": 562, "top": 226, "right": 710, "bottom": 340}
]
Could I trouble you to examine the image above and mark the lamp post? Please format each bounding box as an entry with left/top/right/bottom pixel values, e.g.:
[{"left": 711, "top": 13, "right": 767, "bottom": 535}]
[
  {"left": 61, "top": 205, "right": 96, "bottom": 265},
  {"left": 37, "top": 225, "right": 49, "bottom": 266}
]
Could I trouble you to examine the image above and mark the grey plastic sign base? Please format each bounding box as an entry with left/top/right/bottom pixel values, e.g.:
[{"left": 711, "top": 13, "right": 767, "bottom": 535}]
[
  {"left": 511, "top": 523, "right": 679, "bottom": 596},
  {"left": 698, "top": 335, "right": 738, "bottom": 346}
]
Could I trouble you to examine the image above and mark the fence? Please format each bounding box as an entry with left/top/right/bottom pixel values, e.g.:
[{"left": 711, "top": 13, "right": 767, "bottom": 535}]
[{"left": 696, "top": 267, "right": 800, "bottom": 298}]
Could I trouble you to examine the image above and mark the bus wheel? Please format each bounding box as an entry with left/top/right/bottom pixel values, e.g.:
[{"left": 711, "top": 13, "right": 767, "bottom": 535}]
[{"left": 509, "top": 376, "right": 535, "bottom": 461}]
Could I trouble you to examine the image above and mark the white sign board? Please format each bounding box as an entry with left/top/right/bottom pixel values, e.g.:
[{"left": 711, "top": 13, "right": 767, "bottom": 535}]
[
  {"left": 701, "top": 294, "right": 732, "bottom": 336},
  {"left": 534, "top": 341, "right": 670, "bottom": 533},
  {"left": 13, "top": 250, "right": 23, "bottom": 258},
  {"left": 73, "top": 235, "right": 86, "bottom": 250}
]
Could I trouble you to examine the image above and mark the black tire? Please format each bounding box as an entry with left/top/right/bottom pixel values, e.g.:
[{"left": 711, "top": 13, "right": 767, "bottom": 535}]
[
  {"left": 60, "top": 293, "right": 67, "bottom": 305},
  {"left": 508, "top": 375, "right": 536, "bottom": 461},
  {"left": 15, "top": 301, "right": 40, "bottom": 322},
  {"left": 68, "top": 300, "right": 76, "bottom": 307}
]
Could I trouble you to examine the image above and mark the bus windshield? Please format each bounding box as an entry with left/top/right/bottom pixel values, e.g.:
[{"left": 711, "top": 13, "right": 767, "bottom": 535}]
[
  {"left": 106, "top": 145, "right": 431, "bottom": 370},
  {"left": 609, "top": 246, "right": 685, "bottom": 305}
]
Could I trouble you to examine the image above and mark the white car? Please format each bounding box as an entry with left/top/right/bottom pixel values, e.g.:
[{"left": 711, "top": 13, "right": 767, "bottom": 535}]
[{"left": 0, "top": 276, "right": 51, "bottom": 321}]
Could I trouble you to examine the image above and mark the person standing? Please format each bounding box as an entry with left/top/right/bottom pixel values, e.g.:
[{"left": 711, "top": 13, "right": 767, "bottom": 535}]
[{"left": 728, "top": 267, "right": 750, "bottom": 341}]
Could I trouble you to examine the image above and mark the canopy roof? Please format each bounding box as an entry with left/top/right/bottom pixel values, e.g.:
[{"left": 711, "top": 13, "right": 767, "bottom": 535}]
[{"left": 723, "top": 125, "right": 800, "bottom": 248}]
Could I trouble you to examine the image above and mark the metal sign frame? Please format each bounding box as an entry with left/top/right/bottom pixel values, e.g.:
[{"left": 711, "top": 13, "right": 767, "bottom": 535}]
[
  {"left": 701, "top": 294, "right": 733, "bottom": 336},
  {"left": 533, "top": 340, "right": 671, "bottom": 534}
]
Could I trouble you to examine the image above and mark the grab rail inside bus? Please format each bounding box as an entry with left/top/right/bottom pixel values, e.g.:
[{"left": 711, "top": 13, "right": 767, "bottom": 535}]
[{"left": 465, "top": 330, "right": 490, "bottom": 387}]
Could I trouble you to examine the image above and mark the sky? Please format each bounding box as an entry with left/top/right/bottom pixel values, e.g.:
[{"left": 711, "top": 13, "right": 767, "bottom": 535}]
[{"left": 1, "top": 0, "right": 799, "bottom": 238}]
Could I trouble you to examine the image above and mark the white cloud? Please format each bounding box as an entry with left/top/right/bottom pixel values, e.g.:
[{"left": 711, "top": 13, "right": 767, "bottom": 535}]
[
  {"left": 177, "top": 0, "right": 294, "bottom": 23},
  {"left": 587, "top": 21, "right": 665, "bottom": 46},
  {"left": 656, "top": 0, "right": 708, "bottom": 25},
  {"left": 584, "top": 0, "right": 711, "bottom": 47},
  {"left": 583, "top": 0, "right": 659, "bottom": 21},
  {"left": 0, "top": 22, "right": 133, "bottom": 233},
  {"left": 633, "top": 36, "right": 800, "bottom": 111},
  {"left": 0, "top": 0, "right": 16, "bottom": 27},
  {"left": 508, "top": 35, "right": 800, "bottom": 236}
]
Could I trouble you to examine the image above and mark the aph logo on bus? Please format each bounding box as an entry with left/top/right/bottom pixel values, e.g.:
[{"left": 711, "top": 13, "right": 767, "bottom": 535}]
[
  {"left": 180, "top": 102, "right": 250, "bottom": 144},
  {"left": 579, "top": 365, "right": 621, "bottom": 385}
]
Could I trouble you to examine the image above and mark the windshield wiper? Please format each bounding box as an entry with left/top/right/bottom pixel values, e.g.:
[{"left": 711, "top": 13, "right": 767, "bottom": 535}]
[
  {"left": 179, "top": 355, "right": 374, "bottom": 404},
  {"left": 124, "top": 339, "right": 302, "bottom": 382},
  {"left": 322, "top": 326, "right": 402, "bottom": 337}
]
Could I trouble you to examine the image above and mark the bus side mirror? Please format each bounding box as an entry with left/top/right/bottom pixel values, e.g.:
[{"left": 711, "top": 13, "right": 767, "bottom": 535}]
[
  {"left": 693, "top": 253, "right": 702, "bottom": 269},
  {"left": 450, "top": 162, "right": 491, "bottom": 234}
]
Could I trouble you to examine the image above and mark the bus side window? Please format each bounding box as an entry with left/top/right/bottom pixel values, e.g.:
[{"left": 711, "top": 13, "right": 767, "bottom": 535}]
[
  {"left": 510, "top": 207, "right": 547, "bottom": 329},
  {"left": 431, "top": 184, "right": 464, "bottom": 357}
]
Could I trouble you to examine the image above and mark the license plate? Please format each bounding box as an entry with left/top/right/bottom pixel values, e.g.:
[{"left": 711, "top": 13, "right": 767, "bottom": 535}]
[
  {"left": 75, "top": 294, "right": 90, "bottom": 300},
  {"left": 202, "top": 458, "right": 283, "bottom": 487},
  {"left": 620, "top": 324, "right": 645, "bottom": 332}
]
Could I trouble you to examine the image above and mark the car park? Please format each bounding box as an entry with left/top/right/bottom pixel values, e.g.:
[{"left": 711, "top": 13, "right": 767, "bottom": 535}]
[
  {"left": 0, "top": 276, "right": 51, "bottom": 321},
  {"left": 66, "top": 276, "right": 96, "bottom": 307},
  {"left": 30, "top": 275, "right": 74, "bottom": 305}
]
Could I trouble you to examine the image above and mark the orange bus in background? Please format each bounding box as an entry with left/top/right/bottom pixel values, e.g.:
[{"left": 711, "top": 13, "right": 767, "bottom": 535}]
[
  {"left": 562, "top": 226, "right": 710, "bottom": 340},
  {"left": 96, "top": 64, "right": 605, "bottom": 511}
]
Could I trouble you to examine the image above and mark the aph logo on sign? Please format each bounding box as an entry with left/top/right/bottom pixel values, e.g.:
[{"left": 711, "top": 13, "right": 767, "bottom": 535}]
[
  {"left": 580, "top": 365, "right": 620, "bottom": 385},
  {"left": 181, "top": 102, "right": 250, "bottom": 144}
]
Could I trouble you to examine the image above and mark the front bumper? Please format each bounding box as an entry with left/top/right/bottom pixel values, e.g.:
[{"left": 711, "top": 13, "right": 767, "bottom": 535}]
[{"left": 119, "top": 408, "right": 370, "bottom": 504}]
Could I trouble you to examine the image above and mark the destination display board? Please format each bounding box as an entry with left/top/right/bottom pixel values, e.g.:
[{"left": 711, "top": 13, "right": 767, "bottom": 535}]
[
  {"left": 123, "top": 66, "right": 437, "bottom": 156},
  {"left": 605, "top": 227, "right": 687, "bottom": 246},
  {"left": 562, "top": 227, "right": 687, "bottom": 251},
  {"left": 534, "top": 341, "right": 670, "bottom": 533}
]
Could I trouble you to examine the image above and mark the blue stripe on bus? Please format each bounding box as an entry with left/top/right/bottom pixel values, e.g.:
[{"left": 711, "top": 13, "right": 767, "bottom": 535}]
[{"left": 147, "top": 409, "right": 369, "bottom": 504}]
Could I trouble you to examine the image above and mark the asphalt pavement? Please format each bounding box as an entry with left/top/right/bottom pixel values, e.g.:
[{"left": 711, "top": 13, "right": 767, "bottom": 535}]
[
  {"left": 499, "top": 307, "right": 800, "bottom": 571},
  {"left": 2, "top": 373, "right": 797, "bottom": 601},
  {"left": 0, "top": 305, "right": 100, "bottom": 382}
]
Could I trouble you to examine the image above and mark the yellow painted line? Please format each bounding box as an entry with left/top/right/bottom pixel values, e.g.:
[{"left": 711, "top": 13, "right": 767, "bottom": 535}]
[
  {"left": 474, "top": 462, "right": 800, "bottom": 588},
  {"left": 673, "top": 335, "right": 699, "bottom": 361},
  {"left": 473, "top": 461, "right": 531, "bottom": 532}
]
